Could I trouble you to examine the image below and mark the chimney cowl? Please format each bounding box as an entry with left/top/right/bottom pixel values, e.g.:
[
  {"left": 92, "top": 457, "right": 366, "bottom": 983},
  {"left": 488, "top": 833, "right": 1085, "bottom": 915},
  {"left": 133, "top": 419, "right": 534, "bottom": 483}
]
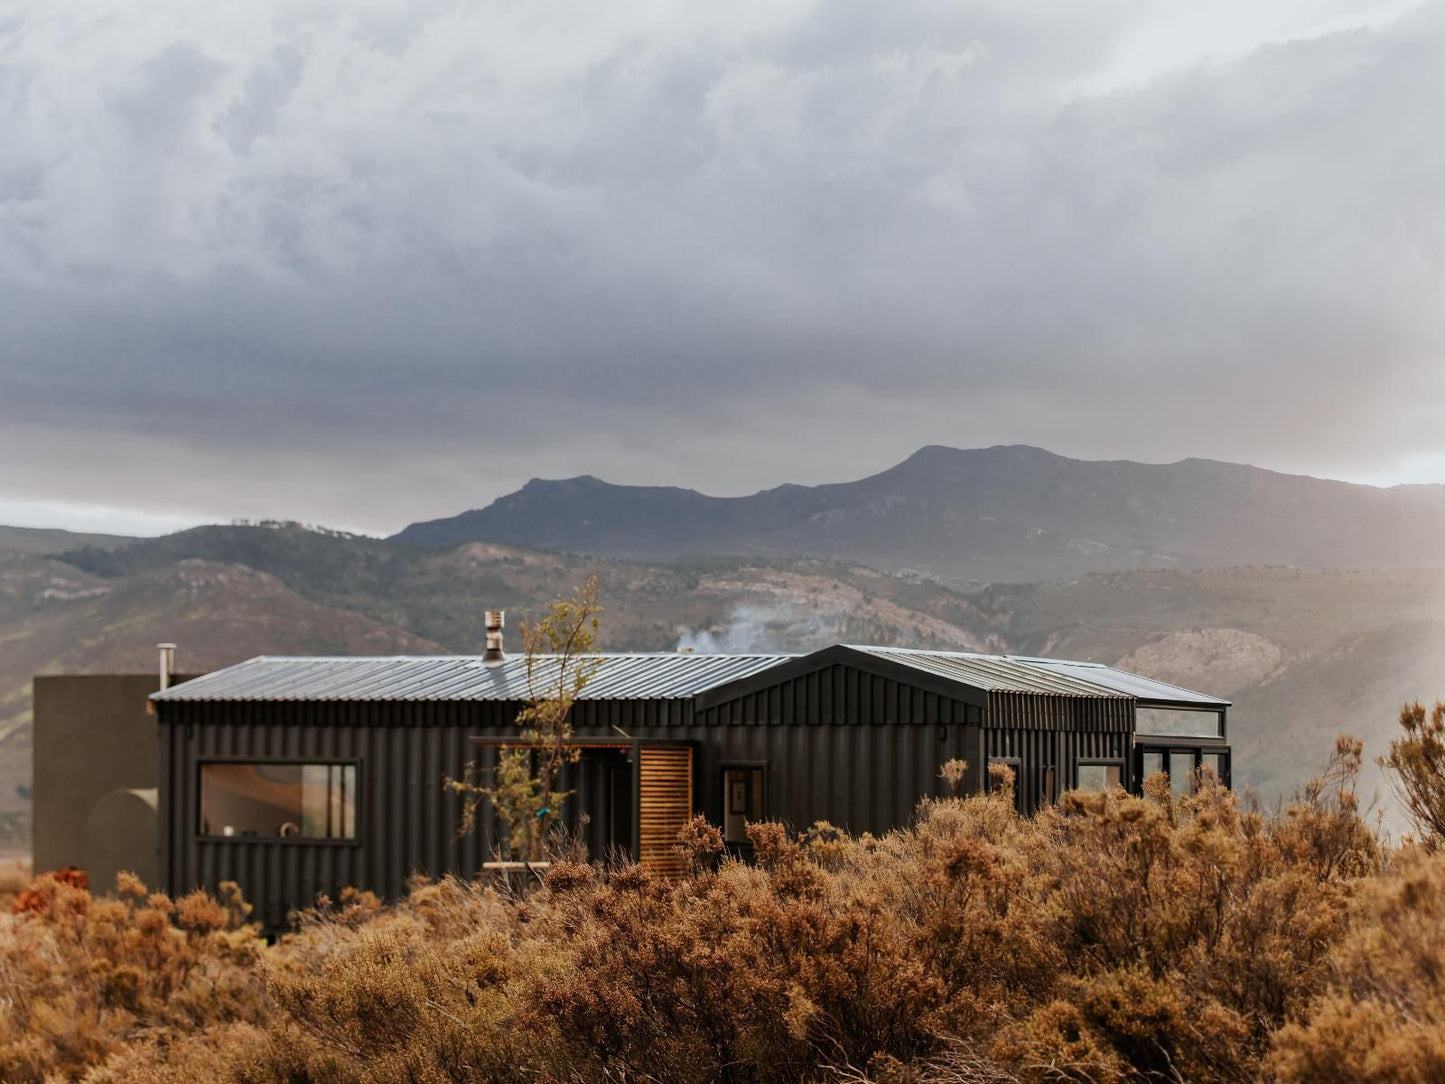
[{"left": 483, "top": 610, "right": 505, "bottom": 665}]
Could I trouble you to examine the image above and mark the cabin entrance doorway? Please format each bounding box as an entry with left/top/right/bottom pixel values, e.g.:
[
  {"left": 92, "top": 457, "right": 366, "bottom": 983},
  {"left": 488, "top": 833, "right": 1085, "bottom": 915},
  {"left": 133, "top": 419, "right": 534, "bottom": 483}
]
[{"left": 473, "top": 739, "right": 696, "bottom": 872}]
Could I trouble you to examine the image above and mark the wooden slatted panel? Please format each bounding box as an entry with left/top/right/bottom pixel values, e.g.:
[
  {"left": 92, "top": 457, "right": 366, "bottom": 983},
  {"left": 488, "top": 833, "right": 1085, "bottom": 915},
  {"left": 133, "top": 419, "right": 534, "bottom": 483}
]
[{"left": 638, "top": 746, "right": 693, "bottom": 877}]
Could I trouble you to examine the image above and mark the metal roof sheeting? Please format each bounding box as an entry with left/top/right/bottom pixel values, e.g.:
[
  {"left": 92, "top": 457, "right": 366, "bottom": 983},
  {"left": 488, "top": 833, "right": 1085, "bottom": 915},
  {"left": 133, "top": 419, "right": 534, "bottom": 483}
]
[
  {"left": 844, "top": 646, "right": 1129, "bottom": 699},
  {"left": 151, "top": 652, "right": 797, "bottom": 703},
  {"left": 151, "top": 645, "right": 1227, "bottom": 708},
  {"left": 843, "top": 647, "right": 1227, "bottom": 706},
  {"left": 1006, "top": 656, "right": 1229, "bottom": 706}
]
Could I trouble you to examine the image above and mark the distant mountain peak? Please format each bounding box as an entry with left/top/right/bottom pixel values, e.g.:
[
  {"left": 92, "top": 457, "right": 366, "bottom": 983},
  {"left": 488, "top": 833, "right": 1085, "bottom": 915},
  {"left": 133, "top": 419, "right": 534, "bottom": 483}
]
[
  {"left": 390, "top": 445, "right": 1445, "bottom": 582},
  {"left": 903, "top": 443, "right": 1058, "bottom": 461}
]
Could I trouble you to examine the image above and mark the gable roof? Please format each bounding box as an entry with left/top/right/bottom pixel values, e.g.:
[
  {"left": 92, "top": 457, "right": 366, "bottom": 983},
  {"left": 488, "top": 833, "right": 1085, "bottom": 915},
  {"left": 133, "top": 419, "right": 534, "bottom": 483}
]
[
  {"left": 150, "top": 645, "right": 1228, "bottom": 709},
  {"left": 693, "top": 646, "right": 1229, "bottom": 710},
  {"left": 846, "top": 647, "right": 1132, "bottom": 699}
]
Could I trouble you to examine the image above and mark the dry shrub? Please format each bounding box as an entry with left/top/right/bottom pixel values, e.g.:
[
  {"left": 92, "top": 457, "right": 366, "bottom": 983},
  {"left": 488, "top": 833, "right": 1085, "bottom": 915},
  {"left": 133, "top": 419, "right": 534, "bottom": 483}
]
[
  {"left": 11, "top": 864, "right": 86, "bottom": 913},
  {"left": 0, "top": 871, "right": 267, "bottom": 1082},
  {"left": 1268, "top": 852, "right": 1445, "bottom": 1083},
  {"left": 998, "top": 742, "right": 1377, "bottom": 1083},
  {"left": 0, "top": 737, "right": 1417, "bottom": 1083},
  {"left": 1381, "top": 700, "right": 1445, "bottom": 846},
  {"left": 127, "top": 875, "right": 548, "bottom": 1084}
]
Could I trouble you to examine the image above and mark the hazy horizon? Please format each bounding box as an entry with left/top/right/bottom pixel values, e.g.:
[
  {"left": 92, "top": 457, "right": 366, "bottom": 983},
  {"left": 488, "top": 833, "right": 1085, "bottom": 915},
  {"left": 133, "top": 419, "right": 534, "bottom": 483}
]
[
  {"left": 6, "top": 1, "right": 1445, "bottom": 533},
  {"left": 4, "top": 441, "right": 1445, "bottom": 540}
]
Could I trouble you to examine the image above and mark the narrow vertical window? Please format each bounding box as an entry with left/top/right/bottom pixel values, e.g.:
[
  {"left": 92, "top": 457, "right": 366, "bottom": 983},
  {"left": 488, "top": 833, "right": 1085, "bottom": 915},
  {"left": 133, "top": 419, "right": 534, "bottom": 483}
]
[
  {"left": 1169, "top": 751, "right": 1194, "bottom": 797},
  {"left": 721, "top": 765, "right": 765, "bottom": 844},
  {"left": 1141, "top": 751, "right": 1165, "bottom": 783},
  {"left": 1200, "top": 752, "right": 1224, "bottom": 784},
  {"left": 987, "top": 757, "right": 1023, "bottom": 812}
]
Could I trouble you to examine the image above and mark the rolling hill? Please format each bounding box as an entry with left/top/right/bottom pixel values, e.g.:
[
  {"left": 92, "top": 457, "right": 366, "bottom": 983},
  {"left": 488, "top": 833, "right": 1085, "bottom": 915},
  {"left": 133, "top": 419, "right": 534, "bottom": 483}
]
[
  {"left": 393, "top": 445, "right": 1445, "bottom": 584},
  {"left": 1, "top": 524, "right": 1005, "bottom": 849},
  {"left": 0, "top": 525, "right": 136, "bottom": 555},
  {"left": 6, "top": 494, "right": 1445, "bottom": 850},
  {"left": 0, "top": 545, "right": 443, "bottom": 816}
]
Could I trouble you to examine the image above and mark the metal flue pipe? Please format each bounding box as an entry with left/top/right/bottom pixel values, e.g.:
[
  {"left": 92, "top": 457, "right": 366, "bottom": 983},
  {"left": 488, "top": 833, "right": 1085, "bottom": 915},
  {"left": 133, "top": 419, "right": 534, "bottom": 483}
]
[{"left": 483, "top": 611, "right": 505, "bottom": 665}]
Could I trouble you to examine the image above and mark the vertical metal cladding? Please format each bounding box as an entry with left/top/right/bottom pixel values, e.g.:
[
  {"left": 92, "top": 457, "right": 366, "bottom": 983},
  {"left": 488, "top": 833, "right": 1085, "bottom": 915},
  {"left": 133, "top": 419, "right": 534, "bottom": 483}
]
[
  {"left": 162, "top": 699, "right": 516, "bottom": 929},
  {"left": 157, "top": 659, "right": 1142, "bottom": 927},
  {"left": 693, "top": 663, "right": 972, "bottom": 835},
  {"left": 982, "top": 692, "right": 1133, "bottom": 813}
]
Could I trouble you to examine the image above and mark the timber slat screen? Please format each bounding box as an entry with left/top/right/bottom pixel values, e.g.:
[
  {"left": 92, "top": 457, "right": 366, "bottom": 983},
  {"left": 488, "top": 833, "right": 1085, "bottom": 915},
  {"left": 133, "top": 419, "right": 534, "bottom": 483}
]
[{"left": 637, "top": 746, "right": 693, "bottom": 876}]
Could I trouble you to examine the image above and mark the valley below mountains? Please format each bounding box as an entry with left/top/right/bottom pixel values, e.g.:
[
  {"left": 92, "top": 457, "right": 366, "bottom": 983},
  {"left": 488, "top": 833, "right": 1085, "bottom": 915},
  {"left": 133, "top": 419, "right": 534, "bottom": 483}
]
[{"left": 4, "top": 444, "right": 1444, "bottom": 848}]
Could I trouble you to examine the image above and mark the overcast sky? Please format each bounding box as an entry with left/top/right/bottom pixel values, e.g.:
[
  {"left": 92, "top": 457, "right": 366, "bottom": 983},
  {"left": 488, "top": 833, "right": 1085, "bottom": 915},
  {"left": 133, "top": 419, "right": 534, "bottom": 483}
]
[{"left": 3, "top": 0, "right": 1444, "bottom": 536}]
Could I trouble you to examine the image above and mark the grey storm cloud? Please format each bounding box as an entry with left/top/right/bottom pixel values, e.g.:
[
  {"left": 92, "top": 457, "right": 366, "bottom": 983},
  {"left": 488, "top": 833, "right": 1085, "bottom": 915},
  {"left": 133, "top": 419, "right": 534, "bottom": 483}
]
[{"left": 1, "top": 0, "right": 1443, "bottom": 532}]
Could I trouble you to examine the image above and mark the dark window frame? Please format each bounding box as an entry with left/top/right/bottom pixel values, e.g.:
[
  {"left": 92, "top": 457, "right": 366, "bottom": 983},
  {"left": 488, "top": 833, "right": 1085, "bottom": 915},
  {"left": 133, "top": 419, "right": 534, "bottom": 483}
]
[
  {"left": 1139, "top": 749, "right": 1167, "bottom": 788},
  {"left": 1135, "top": 704, "right": 1228, "bottom": 740},
  {"left": 1196, "top": 748, "right": 1231, "bottom": 789},
  {"left": 719, "top": 761, "right": 768, "bottom": 845},
  {"left": 1133, "top": 745, "right": 1232, "bottom": 794},
  {"left": 195, "top": 757, "right": 363, "bottom": 847}
]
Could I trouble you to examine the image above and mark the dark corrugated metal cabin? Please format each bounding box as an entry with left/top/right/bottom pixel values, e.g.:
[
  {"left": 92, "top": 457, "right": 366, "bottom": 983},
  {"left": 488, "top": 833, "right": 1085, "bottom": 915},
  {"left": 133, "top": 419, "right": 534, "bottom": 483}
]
[{"left": 151, "top": 644, "right": 1230, "bottom": 928}]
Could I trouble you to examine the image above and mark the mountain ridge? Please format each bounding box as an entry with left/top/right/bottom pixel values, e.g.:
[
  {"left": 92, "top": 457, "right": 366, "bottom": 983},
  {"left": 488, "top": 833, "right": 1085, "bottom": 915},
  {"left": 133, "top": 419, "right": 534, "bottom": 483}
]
[{"left": 392, "top": 445, "right": 1445, "bottom": 582}]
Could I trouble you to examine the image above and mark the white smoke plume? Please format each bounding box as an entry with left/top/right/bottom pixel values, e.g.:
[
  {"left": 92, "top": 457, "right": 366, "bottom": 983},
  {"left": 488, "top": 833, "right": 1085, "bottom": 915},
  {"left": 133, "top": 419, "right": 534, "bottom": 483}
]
[{"left": 675, "top": 603, "right": 848, "bottom": 654}]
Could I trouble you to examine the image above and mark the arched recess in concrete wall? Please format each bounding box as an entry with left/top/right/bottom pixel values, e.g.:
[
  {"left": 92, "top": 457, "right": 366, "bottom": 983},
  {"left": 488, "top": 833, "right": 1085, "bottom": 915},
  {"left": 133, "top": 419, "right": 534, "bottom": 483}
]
[{"left": 84, "top": 788, "right": 159, "bottom": 893}]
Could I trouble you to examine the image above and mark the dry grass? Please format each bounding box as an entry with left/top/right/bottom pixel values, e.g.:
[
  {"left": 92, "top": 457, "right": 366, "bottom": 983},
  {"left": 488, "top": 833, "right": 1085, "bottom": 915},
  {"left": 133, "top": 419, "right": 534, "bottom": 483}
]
[{"left": 0, "top": 743, "right": 1440, "bottom": 1083}]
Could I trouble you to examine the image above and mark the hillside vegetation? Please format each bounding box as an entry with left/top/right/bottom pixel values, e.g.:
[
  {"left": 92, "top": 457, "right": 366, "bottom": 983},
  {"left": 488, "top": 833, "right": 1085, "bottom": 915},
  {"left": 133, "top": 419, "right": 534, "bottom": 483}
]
[
  {"left": 6, "top": 523, "right": 1445, "bottom": 842},
  {"left": 0, "top": 524, "right": 999, "bottom": 844},
  {"left": 3, "top": 746, "right": 1442, "bottom": 1083},
  {"left": 0, "top": 540, "right": 442, "bottom": 838}
]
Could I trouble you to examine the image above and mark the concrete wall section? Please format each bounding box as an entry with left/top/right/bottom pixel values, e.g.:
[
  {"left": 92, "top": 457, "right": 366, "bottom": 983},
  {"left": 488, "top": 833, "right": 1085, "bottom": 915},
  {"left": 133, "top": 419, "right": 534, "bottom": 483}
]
[{"left": 32, "top": 674, "right": 194, "bottom": 890}]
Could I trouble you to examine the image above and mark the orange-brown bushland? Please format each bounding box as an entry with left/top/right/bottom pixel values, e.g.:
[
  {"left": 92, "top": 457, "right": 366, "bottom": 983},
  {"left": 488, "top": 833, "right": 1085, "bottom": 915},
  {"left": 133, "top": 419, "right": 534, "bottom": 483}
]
[
  {"left": 0, "top": 871, "right": 266, "bottom": 1081},
  {"left": 4, "top": 736, "right": 1442, "bottom": 1083},
  {"left": 1268, "top": 850, "right": 1445, "bottom": 1083}
]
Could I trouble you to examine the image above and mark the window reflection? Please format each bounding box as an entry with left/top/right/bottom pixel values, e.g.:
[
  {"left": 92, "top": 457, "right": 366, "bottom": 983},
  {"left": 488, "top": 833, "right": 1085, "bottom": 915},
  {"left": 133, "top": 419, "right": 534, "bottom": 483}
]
[
  {"left": 201, "top": 763, "right": 357, "bottom": 839},
  {"left": 1076, "top": 763, "right": 1122, "bottom": 792},
  {"left": 1141, "top": 751, "right": 1165, "bottom": 781},
  {"left": 1168, "top": 752, "right": 1194, "bottom": 797},
  {"left": 722, "top": 766, "right": 765, "bottom": 844},
  {"left": 1136, "top": 708, "right": 1222, "bottom": 738}
]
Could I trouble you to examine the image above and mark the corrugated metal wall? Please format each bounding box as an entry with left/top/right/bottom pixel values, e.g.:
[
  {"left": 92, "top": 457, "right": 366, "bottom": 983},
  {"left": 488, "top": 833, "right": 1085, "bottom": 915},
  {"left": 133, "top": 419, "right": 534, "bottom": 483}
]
[
  {"left": 984, "top": 691, "right": 1132, "bottom": 732},
  {"left": 980, "top": 692, "right": 1133, "bottom": 813},
  {"left": 695, "top": 663, "right": 978, "bottom": 727},
  {"left": 157, "top": 663, "right": 1134, "bottom": 927},
  {"left": 984, "top": 726, "right": 1132, "bottom": 812},
  {"left": 161, "top": 700, "right": 517, "bottom": 928}
]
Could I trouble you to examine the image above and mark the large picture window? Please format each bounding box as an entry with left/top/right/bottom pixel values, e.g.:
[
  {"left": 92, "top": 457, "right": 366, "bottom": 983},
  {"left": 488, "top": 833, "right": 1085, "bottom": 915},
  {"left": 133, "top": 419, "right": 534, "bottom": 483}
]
[
  {"left": 1137, "top": 748, "right": 1230, "bottom": 797},
  {"left": 1136, "top": 707, "right": 1223, "bottom": 738},
  {"left": 201, "top": 763, "right": 357, "bottom": 840}
]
